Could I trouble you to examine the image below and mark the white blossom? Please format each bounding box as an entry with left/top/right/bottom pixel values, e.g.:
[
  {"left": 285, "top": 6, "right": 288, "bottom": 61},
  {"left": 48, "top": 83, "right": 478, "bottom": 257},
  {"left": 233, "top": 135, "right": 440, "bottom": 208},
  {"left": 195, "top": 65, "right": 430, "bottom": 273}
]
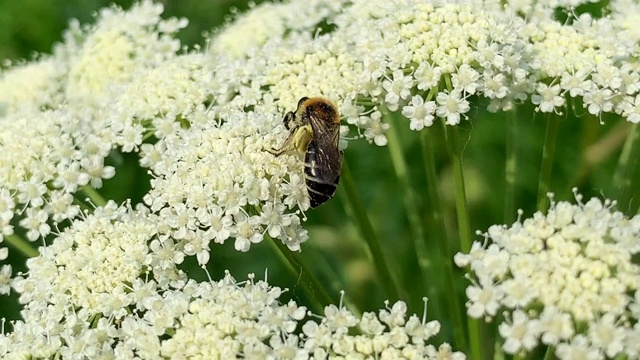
[
  {"left": 531, "top": 83, "right": 564, "bottom": 113},
  {"left": 436, "top": 91, "right": 470, "bottom": 125},
  {"left": 0, "top": 1, "right": 193, "bottom": 257},
  {"left": 402, "top": 95, "right": 436, "bottom": 131},
  {"left": 0, "top": 201, "right": 464, "bottom": 359},
  {"left": 458, "top": 193, "right": 640, "bottom": 358},
  {"left": 498, "top": 310, "right": 539, "bottom": 354}
]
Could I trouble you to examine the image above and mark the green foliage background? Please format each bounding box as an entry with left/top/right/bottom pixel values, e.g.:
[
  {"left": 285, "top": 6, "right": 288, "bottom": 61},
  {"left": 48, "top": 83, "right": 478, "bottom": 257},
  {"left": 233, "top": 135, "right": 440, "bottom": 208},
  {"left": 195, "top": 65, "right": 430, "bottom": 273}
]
[{"left": 1, "top": 0, "right": 637, "bottom": 353}]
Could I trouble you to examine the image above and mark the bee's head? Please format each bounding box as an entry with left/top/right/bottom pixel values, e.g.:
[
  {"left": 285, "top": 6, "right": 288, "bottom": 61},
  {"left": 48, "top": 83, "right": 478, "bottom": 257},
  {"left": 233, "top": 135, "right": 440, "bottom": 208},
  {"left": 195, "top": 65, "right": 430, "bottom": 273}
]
[{"left": 299, "top": 97, "right": 340, "bottom": 124}]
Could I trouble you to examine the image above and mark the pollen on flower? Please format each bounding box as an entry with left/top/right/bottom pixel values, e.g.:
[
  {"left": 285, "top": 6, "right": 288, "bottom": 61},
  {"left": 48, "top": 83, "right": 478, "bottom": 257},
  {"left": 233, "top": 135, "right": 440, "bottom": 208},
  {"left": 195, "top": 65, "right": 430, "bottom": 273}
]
[{"left": 457, "top": 193, "right": 640, "bottom": 358}]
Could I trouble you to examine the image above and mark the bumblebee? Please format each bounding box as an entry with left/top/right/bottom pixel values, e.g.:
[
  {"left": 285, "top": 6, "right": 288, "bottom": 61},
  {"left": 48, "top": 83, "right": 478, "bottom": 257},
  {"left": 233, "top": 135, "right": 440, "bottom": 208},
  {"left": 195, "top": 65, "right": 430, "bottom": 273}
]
[{"left": 269, "top": 97, "right": 343, "bottom": 208}]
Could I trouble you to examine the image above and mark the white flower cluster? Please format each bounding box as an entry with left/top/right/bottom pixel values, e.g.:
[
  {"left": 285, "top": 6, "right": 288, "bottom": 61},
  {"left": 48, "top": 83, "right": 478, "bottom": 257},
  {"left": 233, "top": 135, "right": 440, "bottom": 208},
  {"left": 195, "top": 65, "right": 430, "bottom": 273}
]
[
  {"left": 302, "top": 300, "right": 464, "bottom": 359},
  {"left": 455, "top": 193, "right": 640, "bottom": 358},
  {"left": 0, "top": 0, "right": 338, "bottom": 271},
  {"left": 0, "top": 58, "right": 67, "bottom": 115},
  {"left": 61, "top": 1, "right": 188, "bottom": 106},
  {"left": 0, "top": 1, "right": 189, "bottom": 113},
  {"left": 610, "top": 0, "right": 640, "bottom": 45},
  {"left": 205, "top": 0, "right": 640, "bottom": 145},
  {"left": 209, "top": 0, "right": 343, "bottom": 60},
  {"left": 0, "top": 1, "right": 198, "bottom": 255},
  {"left": 142, "top": 109, "right": 311, "bottom": 254},
  {"left": 3, "top": 0, "right": 639, "bottom": 258},
  {"left": 0, "top": 109, "right": 114, "bottom": 243},
  {"left": 1, "top": 202, "right": 462, "bottom": 359},
  {"left": 1, "top": 202, "right": 173, "bottom": 358}
]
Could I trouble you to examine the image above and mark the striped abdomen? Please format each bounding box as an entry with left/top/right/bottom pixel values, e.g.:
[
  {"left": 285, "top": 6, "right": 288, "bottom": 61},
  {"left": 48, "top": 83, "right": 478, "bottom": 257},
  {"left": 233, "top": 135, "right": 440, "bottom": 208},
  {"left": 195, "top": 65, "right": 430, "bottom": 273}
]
[{"left": 304, "top": 140, "right": 342, "bottom": 208}]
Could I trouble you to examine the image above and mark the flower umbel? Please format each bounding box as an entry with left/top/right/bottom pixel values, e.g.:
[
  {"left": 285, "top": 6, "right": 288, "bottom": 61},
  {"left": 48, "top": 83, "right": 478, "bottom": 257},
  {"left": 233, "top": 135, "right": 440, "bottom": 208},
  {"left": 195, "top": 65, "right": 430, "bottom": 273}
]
[
  {"left": 142, "top": 108, "right": 310, "bottom": 254},
  {"left": 456, "top": 193, "right": 640, "bottom": 358},
  {"left": 1, "top": 202, "right": 463, "bottom": 359}
]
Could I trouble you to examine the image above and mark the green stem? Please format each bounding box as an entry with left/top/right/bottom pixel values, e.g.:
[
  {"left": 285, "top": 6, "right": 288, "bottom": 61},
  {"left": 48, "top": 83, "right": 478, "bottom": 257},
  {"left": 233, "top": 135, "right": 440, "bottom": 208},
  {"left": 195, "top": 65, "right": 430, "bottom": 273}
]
[
  {"left": 269, "top": 236, "right": 334, "bottom": 313},
  {"left": 445, "top": 126, "right": 472, "bottom": 253},
  {"left": 566, "top": 120, "right": 629, "bottom": 198},
  {"left": 142, "top": 130, "right": 157, "bottom": 142},
  {"left": 385, "top": 113, "right": 434, "bottom": 296},
  {"left": 309, "top": 248, "right": 346, "bottom": 297},
  {"left": 504, "top": 108, "right": 517, "bottom": 224},
  {"left": 81, "top": 185, "right": 107, "bottom": 207},
  {"left": 306, "top": 248, "right": 363, "bottom": 319},
  {"left": 612, "top": 123, "right": 640, "bottom": 214},
  {"left": 493, "top": 332, "right": 505, "bottom": 360},
  {"left": 537, "top": 114, "right": 560, "bottom": 212},
  {"left": 4, "top": 233, "right": 39, "bottom": 258},
  {"left": 421, "top": 128, "right": 467, "bottom": 351},
  {"left": 340, "top": 161, "right": 400, "bottom": 301},
  {"left": 543, "top": 346, "right": 557, "bottom": 360},
  {"left": 444, "top": 125, "right": 481, "bottom": 360}
]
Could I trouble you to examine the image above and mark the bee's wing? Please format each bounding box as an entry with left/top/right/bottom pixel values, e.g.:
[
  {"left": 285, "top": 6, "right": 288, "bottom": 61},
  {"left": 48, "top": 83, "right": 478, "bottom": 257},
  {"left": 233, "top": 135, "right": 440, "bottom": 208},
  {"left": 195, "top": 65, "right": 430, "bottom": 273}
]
[{"left": 308, "top": 113, "right": 343, "bottom": 183}]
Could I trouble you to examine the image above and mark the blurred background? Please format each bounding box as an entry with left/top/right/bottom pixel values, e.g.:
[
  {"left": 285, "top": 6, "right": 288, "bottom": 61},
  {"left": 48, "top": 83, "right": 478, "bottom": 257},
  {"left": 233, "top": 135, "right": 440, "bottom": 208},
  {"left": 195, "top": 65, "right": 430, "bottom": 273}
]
[
  {"left": 0, "top": 0, "right": 265, "bottom": 61},
  {"left": 0, "top": 0, "right": 633, "bottom": 351}
]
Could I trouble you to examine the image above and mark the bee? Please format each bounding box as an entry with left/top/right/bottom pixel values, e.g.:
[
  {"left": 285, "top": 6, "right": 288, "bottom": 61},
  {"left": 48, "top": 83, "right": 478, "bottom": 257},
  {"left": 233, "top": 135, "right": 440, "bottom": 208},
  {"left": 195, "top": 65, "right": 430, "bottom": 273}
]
[{"left": 269, "top": 97, "right": 343, "bottom": 208}]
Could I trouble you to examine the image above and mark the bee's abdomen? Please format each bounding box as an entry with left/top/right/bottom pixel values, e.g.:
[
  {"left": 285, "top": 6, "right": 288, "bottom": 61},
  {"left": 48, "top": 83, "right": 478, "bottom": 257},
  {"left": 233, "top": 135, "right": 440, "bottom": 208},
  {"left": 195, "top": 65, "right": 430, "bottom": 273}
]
[
  {"left": 304, "top": 141, "right": 340, "bottom": 208},
  {"left": 305, "top": 175, "right": 339, "bottom": 208}
]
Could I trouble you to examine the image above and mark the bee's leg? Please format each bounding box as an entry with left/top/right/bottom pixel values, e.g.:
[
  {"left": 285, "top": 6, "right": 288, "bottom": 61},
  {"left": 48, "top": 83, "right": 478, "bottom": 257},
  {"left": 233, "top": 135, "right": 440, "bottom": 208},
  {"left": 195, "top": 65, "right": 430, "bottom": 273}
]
[
  {"left": 293, "top": 125, "right": 313, "bottom": 153},
  {"left": 268, "top": 113, "right": 297, "bottom": 156},
  {"left": 267, "top": 131, "right": 297, "bottom": 157},
  {"left": 266, "top": 144, "right": 285, "bottom": 157},
  {"left": 283, "top": 112, "right": 295, "bottom": 130},
  {"left": 266, "top": 145, "right": 287, "bottom": 157},
  {"left": 267, "top": 125, "right": 313, "bottom": 157}
]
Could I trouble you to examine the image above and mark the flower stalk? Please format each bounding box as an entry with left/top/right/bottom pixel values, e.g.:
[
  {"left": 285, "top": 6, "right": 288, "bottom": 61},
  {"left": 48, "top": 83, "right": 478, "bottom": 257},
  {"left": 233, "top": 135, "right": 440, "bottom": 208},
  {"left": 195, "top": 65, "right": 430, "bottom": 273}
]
[
  {"left": 339, "top": 160, "right": 400, "bottom": 301},
  {"left": 81, "top": 185, "right": 108, "bottom": 207},
  {"left": 543, "top": 346, "right": 557, "bottom": 360},
  {"left": 537, "top": 114, "right": 560, "bottom": 212},
  {"left": 444, "top": 124, "right": 482, "bottom": 360},
  {"left": 613, "top": 123, "right": 640, "bottom": 214},
  {"left": 385, "top": 111, "right": 435, "bottom": 301},
  {"left": 504, "top": 108, "right": 518, "bottom": 224},
  {"left": 421, "top": 127, "right": 468, "bottom": 351},
  {"left": 4, "top": 234, "right": 38, "bottom": 258},
  {"left": 444, "top": 125, "right": 472, "bottom": 253},
  {"left": 269, "top": 235, "right": 334, "bottom": 313}
]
